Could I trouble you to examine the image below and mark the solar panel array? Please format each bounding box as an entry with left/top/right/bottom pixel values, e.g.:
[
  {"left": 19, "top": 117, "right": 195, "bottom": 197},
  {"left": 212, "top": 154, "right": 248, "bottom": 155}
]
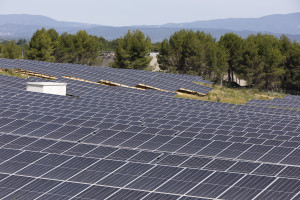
[
  {"left": 0, "top": 58, "right": 213, "bottom": 94},
  {"left": 0, "top": 58, "right": 300, "bottom": 199},
  {"left": 246, "top": 95, "right": 300, "bottom": 110}
]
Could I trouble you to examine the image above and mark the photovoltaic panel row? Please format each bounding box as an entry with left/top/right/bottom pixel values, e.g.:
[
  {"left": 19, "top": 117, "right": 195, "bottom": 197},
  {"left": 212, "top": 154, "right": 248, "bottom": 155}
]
[
  {"left": 246, "top": 97, "right": 300, "bottom": 110},
  {"left": 0, "top": 140, "right": 300, "bottom": 200},
  {"left": 1, "top": 132, "right": 300, "bottom": 179},
  {"left": 0, "top": 58, "right": 213, "bottom": 94},
  {"left": 1, "top": 59, "right": 300, "bottom": 199}
]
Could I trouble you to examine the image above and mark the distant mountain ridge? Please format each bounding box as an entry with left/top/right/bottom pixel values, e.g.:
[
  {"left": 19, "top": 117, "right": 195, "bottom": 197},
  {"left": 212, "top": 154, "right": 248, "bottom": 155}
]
[
  {"left": 0, "top": 13, "right": 299, "bottom": 42},
  {"left": 162, "top": 13, "right": 300, "bottom": 34},
  {"left": 0, "top": 14, "right": 99, "bottom": 28}
]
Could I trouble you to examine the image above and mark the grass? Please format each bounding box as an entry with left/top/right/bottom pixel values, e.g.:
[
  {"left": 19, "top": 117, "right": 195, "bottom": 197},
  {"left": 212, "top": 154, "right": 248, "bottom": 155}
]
[
  {"left": 175, "top": 85, "right": 286, "bottom": 105},
  {"left": 0, "top": 69, "right": 28, "bottom": 79},
  {"left": 193, "top": 81, "right": 214, "bottom": 88},
  {"left": 143, "top": 65, "right": 155, "bottom": 71}
]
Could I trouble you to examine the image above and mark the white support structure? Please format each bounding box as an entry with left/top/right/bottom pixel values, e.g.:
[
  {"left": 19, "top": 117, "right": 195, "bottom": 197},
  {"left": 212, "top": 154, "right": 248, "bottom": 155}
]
[{"left": 26, "top": 82, "right": 67, "bottom": 96}]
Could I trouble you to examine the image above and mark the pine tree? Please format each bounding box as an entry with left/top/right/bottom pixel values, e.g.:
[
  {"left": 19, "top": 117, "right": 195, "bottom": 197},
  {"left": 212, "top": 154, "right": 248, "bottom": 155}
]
[
  {"left": 27, "top": 28, "right": 55, "bottom": 62},
  {"left": 240, "top": 35, "right": 263, "bottom": 87},
  {"left": 2, "top": 40, "right": 22, "bottom": 59},
  {"left": 112, "top": 30, "right": 151, "bottom": 70},
  {"left": 219, "top": 33, "right": 243, "bottom": 82}
]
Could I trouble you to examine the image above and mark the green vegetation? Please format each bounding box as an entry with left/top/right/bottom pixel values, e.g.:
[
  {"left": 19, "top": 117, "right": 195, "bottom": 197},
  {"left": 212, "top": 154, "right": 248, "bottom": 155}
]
[
  {"left": 55, "top": 30, "right": 101, "bottom": 65},
  {"left": 0, "top": 69, "right": 27, "bottom": 78},
  {"left": 158, "top": 30, "right": 300, "bottom": 91},
  {"left": 0, "top": 28, "right": 116, "bottom": 66},
  {"left": 0, "top": 40, "right": 22, "bottom": 59},
  {"left": 27, "top": 28, "right": 56, "bottom": 62},
  {"left": 175, "top": 85, "right": 285, "bottom": 105},
  {"left": 0, "top": 39, "right": 28, "bottom": 59},
  {"left": 1, "top": 28, "right": 300, "bottom": 92},
  {"left": 151, "top": 42, "right": 161, "bottom": 52},
  {"left": 219, "top": 33, "right": 242, "bottom": 84},
  {"left": 27, "top": 28, "right": 102, "bottom": 65},
  {"left": 158, "top": 30, "right": 228, "bottom": 81},
  {"left": 99, "top": 37, "right": 118, "bottom": 52},
  {"left": 111, "top": 30, "right": 152, "bottom": 70}
]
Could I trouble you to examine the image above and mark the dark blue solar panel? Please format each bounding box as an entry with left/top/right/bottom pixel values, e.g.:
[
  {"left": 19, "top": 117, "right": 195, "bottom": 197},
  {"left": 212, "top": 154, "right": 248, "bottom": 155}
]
[{"left": 1, "top": 58, "right": 300, "bottom": 199}]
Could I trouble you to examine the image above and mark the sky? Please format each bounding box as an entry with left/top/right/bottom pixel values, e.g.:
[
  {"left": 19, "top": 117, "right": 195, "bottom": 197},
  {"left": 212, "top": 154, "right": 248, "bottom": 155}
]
[{"left": 0, "top": 0, "right": 299, "bottom": 26}]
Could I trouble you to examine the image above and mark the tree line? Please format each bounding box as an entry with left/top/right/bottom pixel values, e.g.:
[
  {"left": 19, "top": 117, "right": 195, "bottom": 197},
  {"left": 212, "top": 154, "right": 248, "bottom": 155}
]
[
  {"left": 0, "top": 39, "right": 28, "bottom": 59},
  {"left": 158, "top": 30, "right": 300, "bottom": 91},
  {"left": 0, "top": 28, "right": 154, "bottom": 70},
  {"left": 0, "top": 28, "right": 117, "bottom": 65},
  {"left": 0, "top": 28, "right": 299, "bottom": 91}
]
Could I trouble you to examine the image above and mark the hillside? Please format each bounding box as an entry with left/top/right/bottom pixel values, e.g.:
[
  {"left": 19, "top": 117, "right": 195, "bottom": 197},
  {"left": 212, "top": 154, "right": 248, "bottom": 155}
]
[
  {"left": 162, "top": 13, "right": 300, "bottom": 34},
  {"left": 0, "top": 13, "right": 300, "bottom": 42},
  {"left": 0, "top": 14, "right": 99, "bottom": 28}
]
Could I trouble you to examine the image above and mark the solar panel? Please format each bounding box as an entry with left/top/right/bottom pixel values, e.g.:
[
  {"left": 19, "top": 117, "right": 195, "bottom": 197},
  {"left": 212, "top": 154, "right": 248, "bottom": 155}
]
[{"left": 0, "top": 58, "right": 300, "bottom": 199}]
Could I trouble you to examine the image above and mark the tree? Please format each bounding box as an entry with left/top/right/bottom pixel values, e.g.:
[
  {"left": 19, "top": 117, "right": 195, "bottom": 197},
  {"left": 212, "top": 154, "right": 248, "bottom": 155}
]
[
  {"left": 281, "top": 39, "right": 300, "bottom": 91},
  {"left": 151, "top": 42, "right": 161, "bottom": 52},
  {"left": 98, "top": 36, "right": 116, "bottom": 52},
  {"left": 73, "top": 31, "right": 101, "bottom": 65},
  {"left": 167, "top": 30, "right": 185, "bottom": 72},
  {"left": 27, "top": 28, "right": 102, "bottom": 65},
  {"left": 112, "top": 30, "right": 152, "bottom": 69},
  {"left": 16, "top": 39, "right": 28, "bottom": 59},
  {"left": 181, "top": 30, "right": 206, "bottom": 75},
  {"left": 47, "top": 28, "right": 59, "bottom": 56},
  {"left": 219, "top": 33, "right": 243, "bottom": 82},
  {"left": 240, "top": 34, "right": 263, "bottom": 87},
  {"left": 107, "top": 39, "right": 119, "bottom": 52},
  {"left": 255, "top": 34, "right": 285, "bottom": 89},
  {"left": 55, "top": 32, "right": 76, "bottom": 63},
  {"left": 16, "top": 39, "right": 27, "bottom": 46},
  {"left": 157, "top": 39, "right": 171, "bottom": 71},
  {"left": 158, "top": 29, "right": 222, "bottom": 80},
  {"left": 0, "top": 43, "right": 4, "bottom": 57},
  {"left": 264, "top": 48, "right": 285, "bottom": 89},
  {"left": 27, "top": 28, "right": 55, "bottom": 62},
  {"left": 2, "top": 40, "right": 22, "bottom": 59},
  {"left": 200, "top": 32, "right": 220, "bottom": 79},
  {"left": 214, "top": 43, "right": 229, "bottom": 85}
]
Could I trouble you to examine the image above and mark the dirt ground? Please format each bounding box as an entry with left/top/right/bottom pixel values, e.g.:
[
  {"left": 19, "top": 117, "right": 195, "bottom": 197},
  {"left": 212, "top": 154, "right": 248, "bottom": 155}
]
[{"left": 149, "top": 53, "right": 160, "bottom": 71}]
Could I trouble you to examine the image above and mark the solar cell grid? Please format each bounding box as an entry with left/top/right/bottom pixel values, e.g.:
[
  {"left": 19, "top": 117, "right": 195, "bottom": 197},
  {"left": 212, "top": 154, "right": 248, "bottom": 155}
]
[
  {"left": 4, "top": 179, "right": 62, "bottom": 200},
  {"left": 197, "top": 140, "right": 232, "bottom": 157},
  {"left": 187, "top": 172, "right": 244, "bottom": 198},
  {"left": 16, "top": 162, "right": 55, "bottom": 177},
  {"left": 3, "top": 136, "right": 37, "bottom": 149},
  {"left": 180, "top": 157, "right": 212, "bottom": 169},
  {"left": 84, "top": 146, "right": 117, "bottom": 159},
  {"left": 0, "top": 134, "right": 19, "bottom": 147},
  {"left": 63, "top": 143, "right": 97, "bottom": 156},
  {"left": 35, "top": 182, "right": 89, "bottom": 199},
  {"left": 0, "top": 156, "right": 29, "bottom": 173},
  {"left": 1, "top": 58, "right": 300, "bottom": 199},
  {"left": 203, "top": 159, "right": 236, "bottom": 171},
  {"left": 254, "top": 178, "right": 300, "bottom": 200},
  {"left": 229, "top": 162, "right": 260, "bottom": 174},
  {"left": 42, "top": 141, "right": 76, "bottom": 154},
  {"left": 106, "top": 189, "right": 149, "bottom": 200},
  {"left": 0, "top": 148, "right": 21, "bottom": 162},
  {"left": 0, "top": 175, "right": 35, "bottom": 198},
  {"left": 129, "top": 151, "right": 162, "bottom": 163}
]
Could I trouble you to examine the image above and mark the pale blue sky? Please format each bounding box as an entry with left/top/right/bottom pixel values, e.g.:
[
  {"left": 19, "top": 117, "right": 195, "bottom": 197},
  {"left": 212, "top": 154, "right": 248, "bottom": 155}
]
[{"left": 0, "top": 0, "right": 299, "bottom": 26}]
